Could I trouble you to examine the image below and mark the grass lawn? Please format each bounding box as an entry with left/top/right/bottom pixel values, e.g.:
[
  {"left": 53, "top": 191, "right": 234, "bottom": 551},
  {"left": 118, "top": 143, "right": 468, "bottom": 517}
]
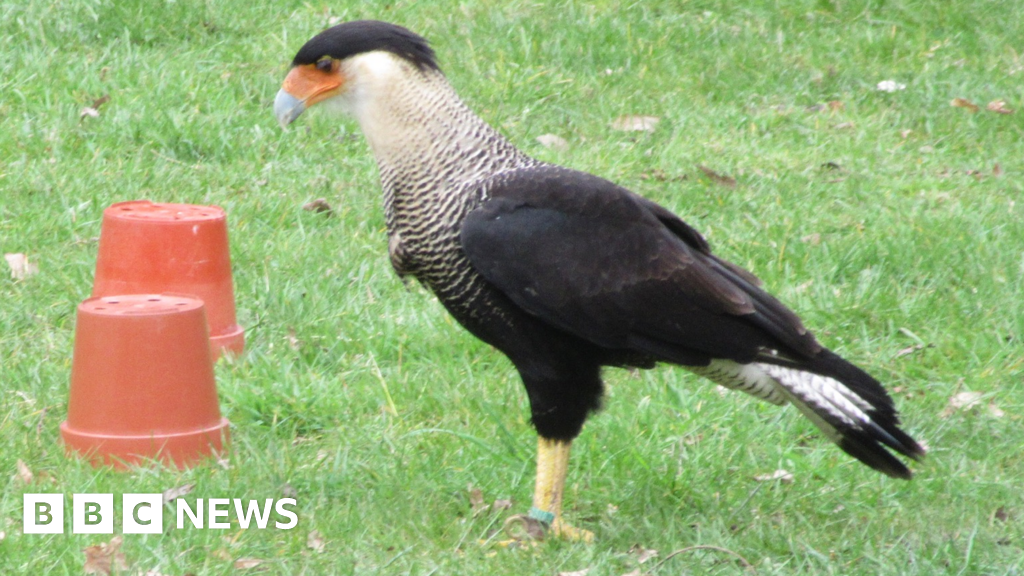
[{"left": 2, "top": 0, "right": 1022, "bottom": 573}]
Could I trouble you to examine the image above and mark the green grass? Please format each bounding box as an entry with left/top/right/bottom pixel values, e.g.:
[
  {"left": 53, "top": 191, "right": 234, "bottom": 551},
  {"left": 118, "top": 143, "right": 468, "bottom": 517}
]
[{"left": 2, "top": 0, "right": 1023, "bottom": 573}]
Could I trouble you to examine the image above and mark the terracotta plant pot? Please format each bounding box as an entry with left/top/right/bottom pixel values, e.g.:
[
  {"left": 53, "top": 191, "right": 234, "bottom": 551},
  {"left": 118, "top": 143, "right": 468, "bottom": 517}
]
[
  {"left": 92, "top": 200, "right": 244, "bottom": 360},
  {"left": 61, "top": 294, "right": 230, "bottom": 469}
]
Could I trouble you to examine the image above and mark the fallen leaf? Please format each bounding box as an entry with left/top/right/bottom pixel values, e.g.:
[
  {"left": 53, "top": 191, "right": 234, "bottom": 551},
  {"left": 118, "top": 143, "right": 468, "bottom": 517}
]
[
  {"left": 536, "top": 133, "right": 569, "bottom": 152},
  {"left": 0, "top": 530, "right": 6, "bottom": 541},
  {"left": 302, "top": 198, "right": 333, "bottom": 215},
  {"left": 834, "top": 121, "right": 855, "bottom": 130},
  {"left": 994, "top": 506, "right": 1010, "bottom": 522},
  {"left": 828, "top": 100, "right": 844, "bottom": 111},
  {"left": 16, "top": 459, "right": 33, "bottom": 484},
  {"left": 940, "top": 391, "right": 983, "bottom": 417},
  {"left": 83, "top": 536, "right": 128, "bottom": 575},
  {"left": 801, "top": 233, "right": 821, "bottom": 246},
  {"left": 951, "top": 97, "right": 980, "bottom": 112},
  {"left": 162, "top": 483, "right": 195, "bottom": 505},
  {"left": 234, "top": 558, "right": 264, "bottom": 570},
  {"left": 5, "top": 253, "right": 39, "bottom": 280},
  {"left": 620, "top": 571, "right": 642, "bottom": 576},
  {"left": 281, "top": 483, "right": 298, "bottom": 499},
  {"left": 876, "top": 80, "right": 906, "bottom": 92},
  {"left": 988, "top": 403, "right": 1005, "bottom": 419},
  {"left": 468, "top": 484, "right": 487, "bottom": 515},
  {"left": 993, "top": 163, "right": 1002, "bottom": 177},
  {"left": 79, "top": 95, "right": 111, "bottom": 121},
  {"left": 900, "top": 129, "right": 913, "bottom": 139},
  {"left": 611, "top": 115, "right": 660, "bottom": 132},
  {"left": 986, "top": 100, "right": 1015, "bottom": 115},
  {"left": 493, "top": 498, "right": 513, "bottom": 511},
  {"left": 286, "top": 327, "right": 301, "bottom": 351},
  {"left": 307, "top": 530, "right": 326, "bottom": 553},
  {"left": 697, "top": 165, "right": 737, "bottom": 188},
  {"left": 628, "top": 544, "right": 659, "bottom": 563},
  {"left": 754, "top": 469, "right": 794, "bottom": 483},
  {"left": 557, "top": 570, "right": 590, "bottom": 576}
]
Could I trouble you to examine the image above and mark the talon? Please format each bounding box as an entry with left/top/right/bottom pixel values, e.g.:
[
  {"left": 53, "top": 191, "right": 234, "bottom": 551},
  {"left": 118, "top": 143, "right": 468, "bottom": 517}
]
[{"left": 551, "top": 519, "right": 595, "bottom": 543}]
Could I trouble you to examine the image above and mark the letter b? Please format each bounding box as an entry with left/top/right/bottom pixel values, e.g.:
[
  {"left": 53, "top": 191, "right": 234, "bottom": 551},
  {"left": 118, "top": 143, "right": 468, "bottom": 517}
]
[
  {"left": 23, "top": 494, "right": 64, "bottom": 534},
  {"left": 73, "top": 494, "right": 113, "bottom": 534}
]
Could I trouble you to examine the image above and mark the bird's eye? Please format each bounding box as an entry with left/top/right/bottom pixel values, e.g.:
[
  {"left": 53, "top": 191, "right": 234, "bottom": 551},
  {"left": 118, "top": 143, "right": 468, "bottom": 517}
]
[{"left": 316, "top": 58, "right": 334, "bottom": 72}]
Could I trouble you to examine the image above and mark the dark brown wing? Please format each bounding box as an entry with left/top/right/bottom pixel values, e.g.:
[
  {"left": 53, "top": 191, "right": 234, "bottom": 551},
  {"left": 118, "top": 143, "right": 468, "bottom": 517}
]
[{"left": 460, "top": 166, "right": 820, "bottom": 366}]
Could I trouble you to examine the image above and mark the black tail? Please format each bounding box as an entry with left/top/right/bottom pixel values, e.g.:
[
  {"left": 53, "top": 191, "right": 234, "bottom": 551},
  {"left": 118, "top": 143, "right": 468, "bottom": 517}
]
[{"left": 758, "top": 349, "right": 925, "bottom": 478}]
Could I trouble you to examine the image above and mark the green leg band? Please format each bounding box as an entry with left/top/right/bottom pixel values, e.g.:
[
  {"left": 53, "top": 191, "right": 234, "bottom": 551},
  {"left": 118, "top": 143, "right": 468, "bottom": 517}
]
[{"left": 528, "top": 507, "right": 556, "bottom": 525}]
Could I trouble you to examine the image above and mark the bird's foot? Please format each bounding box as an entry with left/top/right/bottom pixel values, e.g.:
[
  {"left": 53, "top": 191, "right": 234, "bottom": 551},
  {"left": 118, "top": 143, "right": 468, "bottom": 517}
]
[{"left": 502, "top": 514, "right": 594, "bottom": 543}]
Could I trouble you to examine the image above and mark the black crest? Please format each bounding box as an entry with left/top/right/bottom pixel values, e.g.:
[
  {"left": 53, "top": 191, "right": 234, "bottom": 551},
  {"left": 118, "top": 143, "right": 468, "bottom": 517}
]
[{"left": 292, "top": 20, "right": 439, "bottom": 72}]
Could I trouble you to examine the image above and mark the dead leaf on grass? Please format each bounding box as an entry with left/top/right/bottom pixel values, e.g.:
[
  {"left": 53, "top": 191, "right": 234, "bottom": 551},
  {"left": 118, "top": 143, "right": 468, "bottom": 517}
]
[
  {"left": 940, "top": 391, "right": 988, "bottom": 418},
  {"left": 628, "top": 544, "right": 659, "bottom": 563},
  {"left": 286, "top": 327, "right": 301, "bottom": 351},
  {"left": 80, "top": 94, "right": 111, "bottom": 121},
  {"left": 951, "top": 97, "right": 980, "bottom": 112},
  {"left": 557, "top": 569, "right": 590, "bottom": 576},
  {"left": 993, "top": 506, "right": 1010, "bottom": 522},
  {"left": 162, "top": 483, "right": 195, "bottom": 505},
  {"left": 611, "top": 115, "right": 660, "bottom": 132},
  {"left": 986, "top": 100, "right": 1015, "bottom": 115},
  {"left": 493, "top": 498, "right": 513, "bottom": 511},
  {"left": 536, "top": 133, "right": 569, "bottom": 152},
  {"left": 233, "top": 558, "right": 264, "bottom": 570},
  {"left": 307, "top": 530, "right": 326, "bottom": 553},
  {"left": 302, "top": 198, "right": 334, "bottom": 215},
  {"left": 83, "top": 536, "right": 128, "bottom": 575},
  {"left": 468, "top": 484, "right": 488, "bottom": 515},
  {"left": 5, "top": 253, "right": 39, "bottom": 280},
  {"left": 16, "top": 459, "right": 33, "bottom": 484},
  {"left": 697, "top": 165, "right": 737, "bottom": 188}
]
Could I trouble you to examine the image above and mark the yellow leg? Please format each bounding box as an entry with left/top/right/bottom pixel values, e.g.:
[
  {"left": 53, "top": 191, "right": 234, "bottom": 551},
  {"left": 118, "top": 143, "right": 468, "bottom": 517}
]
[{"left": 529, "top": 437, "right": 593, "bottom": 542}]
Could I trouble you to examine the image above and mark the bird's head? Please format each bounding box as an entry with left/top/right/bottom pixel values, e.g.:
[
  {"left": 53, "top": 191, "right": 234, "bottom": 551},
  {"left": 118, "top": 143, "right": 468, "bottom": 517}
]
[{"left": 274, "top": 20, "right": 439, "bottom": 129}]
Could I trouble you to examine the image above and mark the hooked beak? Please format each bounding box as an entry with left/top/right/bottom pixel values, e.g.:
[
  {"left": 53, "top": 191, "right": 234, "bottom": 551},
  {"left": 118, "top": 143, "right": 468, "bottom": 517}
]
[
  {"left": 274, "top": 63, "right": 344, "bottom": 129},
  {"left": 274, "top": 89, "right": 306, "bottom": 129}
]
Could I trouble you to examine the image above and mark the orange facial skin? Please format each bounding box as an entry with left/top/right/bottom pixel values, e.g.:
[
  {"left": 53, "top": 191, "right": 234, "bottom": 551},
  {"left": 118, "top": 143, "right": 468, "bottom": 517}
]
[{"left": 282, "top": 61, "right": 343, "bottom": 105}]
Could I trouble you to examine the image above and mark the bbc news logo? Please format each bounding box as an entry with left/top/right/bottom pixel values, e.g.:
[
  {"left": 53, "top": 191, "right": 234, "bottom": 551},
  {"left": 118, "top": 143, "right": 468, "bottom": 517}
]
[{"left": 23, "top": 494, "right": 297, "bottom": 534}]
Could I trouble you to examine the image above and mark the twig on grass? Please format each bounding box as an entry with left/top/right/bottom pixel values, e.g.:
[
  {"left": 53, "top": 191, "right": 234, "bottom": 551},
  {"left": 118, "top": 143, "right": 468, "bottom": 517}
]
[{"left": 651, "top": 545, "right": 756, "bottom": 573}]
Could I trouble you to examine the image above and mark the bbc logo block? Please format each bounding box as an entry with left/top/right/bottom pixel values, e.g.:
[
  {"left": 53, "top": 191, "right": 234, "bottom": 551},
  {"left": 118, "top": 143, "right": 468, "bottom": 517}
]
[
  {"left": 23, "top": 494, "right": 297, "bottom": 534},
  {"left": 25, "top": 493, "right": 161, "bottom": 534}
]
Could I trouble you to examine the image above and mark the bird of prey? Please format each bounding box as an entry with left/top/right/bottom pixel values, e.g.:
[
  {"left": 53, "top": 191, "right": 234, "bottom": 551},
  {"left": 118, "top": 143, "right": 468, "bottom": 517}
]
[{"left": 274, "top": 20, "right": 924, "bottom": 540}]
